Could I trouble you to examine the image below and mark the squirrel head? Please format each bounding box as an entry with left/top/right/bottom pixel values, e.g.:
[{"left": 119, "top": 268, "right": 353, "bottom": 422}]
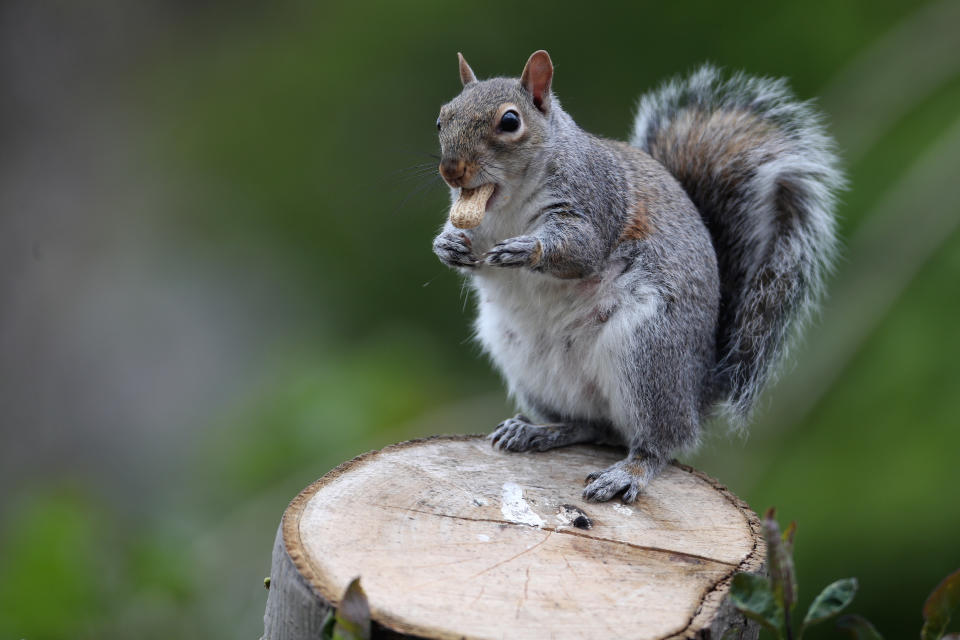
[{"left": 436, "top": 51, "right": 554, "bottom": 209}]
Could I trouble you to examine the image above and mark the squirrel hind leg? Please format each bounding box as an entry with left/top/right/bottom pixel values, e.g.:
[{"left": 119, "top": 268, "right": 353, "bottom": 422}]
[
  {"left": 489, "top": 415, "right": 602, "bottom": 453},
  {"left": 582, "top": 453, "right": 668, "bottom": 504}
]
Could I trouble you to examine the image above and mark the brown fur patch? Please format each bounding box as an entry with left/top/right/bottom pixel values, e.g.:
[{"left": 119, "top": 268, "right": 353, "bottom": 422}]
[
  {"left": 625, "top": 460, "right": 646, "bottom": 478},
  {"left": 649, "top": 108, "right": 778, "bottom": 195},
  {"left": 527, "top": 239, "right": 543, "bottom": 267},
  {"left": 619, "top": 197, "right": 653, "bottom": 242}
]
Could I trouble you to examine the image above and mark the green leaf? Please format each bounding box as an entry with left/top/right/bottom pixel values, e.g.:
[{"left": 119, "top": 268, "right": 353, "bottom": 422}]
[
  {"left": 333, "top": 577, "right": 371, "bottom": 640},
  {"left": 803, "top": 577, "right": 858, "bottom": 629},
  {"left": 321, "top": 609, "right": 336, "bottom": 640},
  {"left": 729, "top": 572, "right": 785, "bottom": 635},
  {"left": 836, "top": 614, "right": 884, "bottom": 640},
  {"left": 923, "top": 568, "right": 960, "bottom": 640},
  {"left": 763, "top": 507, "right": 798, "bottom": 614}
]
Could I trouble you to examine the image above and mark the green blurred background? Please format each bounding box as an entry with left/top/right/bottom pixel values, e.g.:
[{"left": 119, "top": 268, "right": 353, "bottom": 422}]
[{"left": 0, "top": 1, "right": 957, "bottom": 638}]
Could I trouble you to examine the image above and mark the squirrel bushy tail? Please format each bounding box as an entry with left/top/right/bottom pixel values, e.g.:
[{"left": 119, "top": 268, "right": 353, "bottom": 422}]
[{"left": 630, "top": 65, "right": 843, "bottom": 421}]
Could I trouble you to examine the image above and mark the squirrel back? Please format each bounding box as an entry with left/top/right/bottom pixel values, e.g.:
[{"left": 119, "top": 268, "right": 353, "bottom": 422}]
[{"left": 630, "top": 66, "right": 843, "bottom": 421}]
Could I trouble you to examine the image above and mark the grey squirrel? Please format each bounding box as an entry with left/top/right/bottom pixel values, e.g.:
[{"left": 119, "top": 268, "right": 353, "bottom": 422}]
[{"left": 431, "top": 50, "right": 841, "bottom": 503}]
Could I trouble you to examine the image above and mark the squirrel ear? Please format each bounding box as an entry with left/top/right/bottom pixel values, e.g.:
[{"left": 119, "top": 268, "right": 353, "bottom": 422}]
[
  {"left": 458, "top": 52, "right": 477, "bottom": 86},
  {"left": 520, "top": 50, "right": 553, "bottom": 113}
]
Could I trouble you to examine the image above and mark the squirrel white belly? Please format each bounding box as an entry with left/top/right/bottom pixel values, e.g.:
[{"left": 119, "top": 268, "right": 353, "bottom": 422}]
[
  {"left": 431, "top": 50, "right": 841, "bottom": 503},
  {"left": 474, "top": 261, "right": 663, "bottom": 426}
]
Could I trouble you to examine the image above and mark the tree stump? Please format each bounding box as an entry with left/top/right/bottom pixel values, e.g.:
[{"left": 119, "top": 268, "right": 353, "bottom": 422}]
[{"left": 263, "top": 435, "right": 766, "bottom": 640}]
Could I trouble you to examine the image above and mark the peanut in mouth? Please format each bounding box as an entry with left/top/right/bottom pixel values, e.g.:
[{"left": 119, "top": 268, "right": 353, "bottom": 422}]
[{"left": 449, "top": 183, "right": 495, "bottom": 229}]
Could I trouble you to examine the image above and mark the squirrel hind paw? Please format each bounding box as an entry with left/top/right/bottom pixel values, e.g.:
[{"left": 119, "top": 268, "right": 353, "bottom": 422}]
[
  {"left": 489, "top": 415, "right": 584, "bottom": 453},
  {"left": 489, "top": 415, "right": 550, "bottom": 452},
  {"left": 583, "top": 458, "right": 658, "bottom": 503}
]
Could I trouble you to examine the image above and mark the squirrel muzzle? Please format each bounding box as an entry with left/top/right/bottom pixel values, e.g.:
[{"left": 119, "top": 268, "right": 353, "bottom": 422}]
[{"left": 439, "top": 157, "right": 468, "bottom": 186}]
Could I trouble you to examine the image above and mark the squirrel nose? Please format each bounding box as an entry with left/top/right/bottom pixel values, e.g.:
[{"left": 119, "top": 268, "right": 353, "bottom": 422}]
[{"left": 439, "top": 158, "right": 467, "bottom": 185}]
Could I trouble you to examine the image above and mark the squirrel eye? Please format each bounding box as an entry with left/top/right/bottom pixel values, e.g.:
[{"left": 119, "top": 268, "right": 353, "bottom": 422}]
[
  {"left": 499, "top": 110, "right": 521, "bottom": 133},
  {"left": 436, "top": 118, "right": 442, "bottom": 131}
]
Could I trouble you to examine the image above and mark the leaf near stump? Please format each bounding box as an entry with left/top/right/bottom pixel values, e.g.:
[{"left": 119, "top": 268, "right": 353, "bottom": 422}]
[
  {"left": 836, "top": 613, "right": 884, "bottom": 640},
  {"left": 923, "top": 568, "right": 960, "bottom": 640},
  {"left": 729, "top": 572, "right": 784, "bottom": 633},
  {"left": 803, "top": 577, "right": 858, "bottom": 629}
]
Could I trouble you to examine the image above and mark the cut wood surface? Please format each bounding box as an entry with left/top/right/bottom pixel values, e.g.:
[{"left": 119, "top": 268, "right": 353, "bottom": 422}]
[{"left": 263, "top": 435, "right": 766, "bottom": 640}]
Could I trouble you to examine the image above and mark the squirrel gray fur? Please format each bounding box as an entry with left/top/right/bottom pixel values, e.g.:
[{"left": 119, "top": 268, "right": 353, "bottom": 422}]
[{"left": 432, "top": 50, "right": 842, "bottom": 503}]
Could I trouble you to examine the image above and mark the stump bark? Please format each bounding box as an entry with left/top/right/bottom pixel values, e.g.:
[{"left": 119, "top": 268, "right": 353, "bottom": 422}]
[{"left": 263, "top": 435, "right": 766, "bottom": 640}]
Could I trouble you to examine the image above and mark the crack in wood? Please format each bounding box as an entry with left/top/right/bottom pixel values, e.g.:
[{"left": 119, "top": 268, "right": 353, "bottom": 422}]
[
  {"left": 368, "top": 501, "right": 741, "bottom": 568},
  {"left": 467, "top": 530, "right": 553, "bottom": 579}
]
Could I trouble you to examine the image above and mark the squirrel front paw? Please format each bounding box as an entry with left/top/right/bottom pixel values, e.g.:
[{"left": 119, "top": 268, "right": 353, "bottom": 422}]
[
  {"left": 484, "top": 235, "right": 542, "bottom": 268},
  {"left": 433, "top": 230, "right": 479, "bottom": 269}
]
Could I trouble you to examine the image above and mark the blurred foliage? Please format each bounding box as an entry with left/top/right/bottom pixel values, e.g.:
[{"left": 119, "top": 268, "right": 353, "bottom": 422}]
[
  {"left": 0, "top": 490, "right": 193, "bottom": 640},
  {"left": 0, "top": 0, "right": 958, "bottom": 639},
  {"left": 206, "top": 333, "right": 459, "bottom": 497},
  {"left": 836, "top": 614, "right": 885, "bottom": 640},
  {"left": 923, "top": 569, "right": 960, "bottom": 640},
  {"left": 0, "top": 493, "right": 106, "bottom": 639},
  {"left": 729, "top": 509, "right": 860, "bottom": 638}
]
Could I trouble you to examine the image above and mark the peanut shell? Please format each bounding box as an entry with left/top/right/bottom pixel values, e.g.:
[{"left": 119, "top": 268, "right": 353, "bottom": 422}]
[{"left": 449, "top": 183, "right": 495, "bottom": 229}]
